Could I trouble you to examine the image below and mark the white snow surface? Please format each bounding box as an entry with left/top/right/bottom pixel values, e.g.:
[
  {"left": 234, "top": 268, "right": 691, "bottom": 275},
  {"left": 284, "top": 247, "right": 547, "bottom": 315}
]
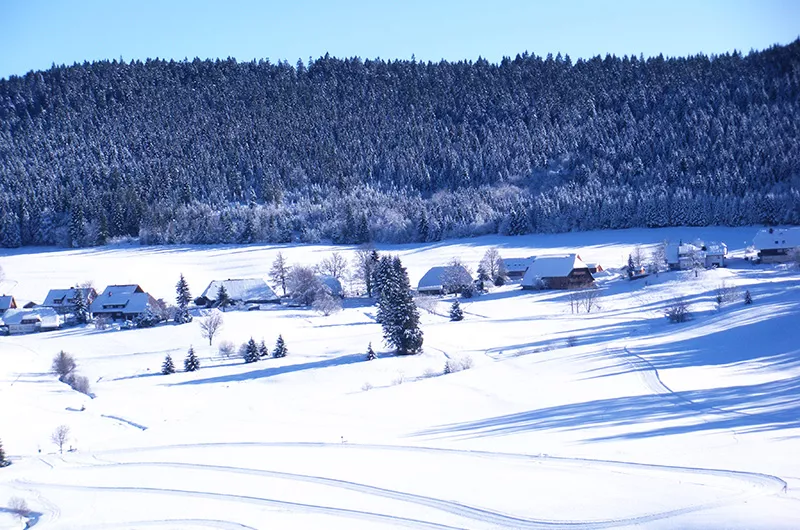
[{"left": 1, "top": 226, "right": 799, "bottom": 529}]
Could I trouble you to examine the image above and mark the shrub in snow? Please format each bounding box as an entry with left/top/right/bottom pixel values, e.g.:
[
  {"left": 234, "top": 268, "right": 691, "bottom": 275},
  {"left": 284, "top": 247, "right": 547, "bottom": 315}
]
[
  {"left": 8, "top": 497, "right": 30, "bottom": 520},
  {"left": 162, "top": 354, "right": 175, "bottom": 375},
  {"left": 218, "top": 340, "right": 236, "bottom": 358},
  {"left": 665, "top": 298, "right": 690, "bottom": 323},
  {"left": 392, "top": 373, "right": 405, "bottom": 385},
  {"left": 52, "top": 351, "right": 77, "bottom": 380},
  {"left": 69, "top": 375, "right": 92, "bottom": 396},
  {"left": 272, "top": 335, "right": 288, "bottom": 358},
  {"left": 422, "top": 367, "right": 440, "bottom": 378},
  {"left": 94, "top": 315, "right": 109, "bottom": 330},
  {"left": 134, "top": 307, "right": 161, "bottom": 328},
  {"left": 444, "top": 356, "right": 473, "bottom": 374},
  {"left": 361, "top": 382, "right": 373, "bottom": 392},
  {"left": 312, "top": 289, "right": 342, "bottom": 316},
  {"left": 184, "top": 346, "right": 200, "bottom": 372}
]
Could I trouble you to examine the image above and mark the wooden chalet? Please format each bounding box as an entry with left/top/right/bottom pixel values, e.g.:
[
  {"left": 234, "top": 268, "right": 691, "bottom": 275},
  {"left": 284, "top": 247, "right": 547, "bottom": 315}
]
[
  {"left": 753, "top": 227, "right": 800, "bottom": 264},
  {"left": 90, "top": 284, "right": 157, "bottom": 321},
  {"left": 521, "top": 254, "right": 594, "bottom": 290}
]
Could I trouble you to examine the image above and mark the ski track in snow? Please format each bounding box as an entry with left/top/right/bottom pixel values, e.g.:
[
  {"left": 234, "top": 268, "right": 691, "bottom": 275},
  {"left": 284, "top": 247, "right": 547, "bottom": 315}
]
[
  {"left": 67, "top": 441, "right": 786, "bottom": 528},
  {"left": 77, "top": 518, "right": 261, "bottom": 530},
  {"left": 99, "top": 414, "right": 148, "bottom": 431}
]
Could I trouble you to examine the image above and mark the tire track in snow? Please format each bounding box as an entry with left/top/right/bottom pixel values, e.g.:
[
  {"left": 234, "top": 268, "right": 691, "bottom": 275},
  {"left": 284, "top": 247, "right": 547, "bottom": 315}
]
[
  {"left": 13, "top": 480, "right": 463, "bottom": 530},
  {"left": 93, "top": 441, "right": 786, "bottom": 528},
  {"left": 78, "top": 518, "right": 259, "bottom": 530}
]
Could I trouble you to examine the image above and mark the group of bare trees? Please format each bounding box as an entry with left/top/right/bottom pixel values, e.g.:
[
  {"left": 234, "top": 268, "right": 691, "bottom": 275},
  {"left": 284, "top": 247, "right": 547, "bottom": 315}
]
[
  {"left": 51, "top": 351, "right": 91, "bottom": 395},
  {"left": 567, "top": 288, "right": 601, "bottom": 314}
]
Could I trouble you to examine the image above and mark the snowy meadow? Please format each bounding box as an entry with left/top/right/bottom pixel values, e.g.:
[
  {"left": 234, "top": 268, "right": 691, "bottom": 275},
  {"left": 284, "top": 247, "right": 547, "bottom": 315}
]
[{"left": 1, "top": 226, "right": 799, "bottom": 529}]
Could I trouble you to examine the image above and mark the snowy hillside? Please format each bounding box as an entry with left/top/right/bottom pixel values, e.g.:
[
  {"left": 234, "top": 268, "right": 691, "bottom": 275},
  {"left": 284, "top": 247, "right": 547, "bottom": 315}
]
[{"left": 1, "top": 226, "right": 799, "bottom": 529}]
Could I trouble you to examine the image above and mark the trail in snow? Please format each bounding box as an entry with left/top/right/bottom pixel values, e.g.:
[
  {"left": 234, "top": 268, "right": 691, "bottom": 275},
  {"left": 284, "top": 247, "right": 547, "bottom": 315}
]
[
  {"left": 100, "top": 414, "right": 148, "bottom": 431},
  {"left": 78, "top": 518, "right": 260, "bottom": 530}
]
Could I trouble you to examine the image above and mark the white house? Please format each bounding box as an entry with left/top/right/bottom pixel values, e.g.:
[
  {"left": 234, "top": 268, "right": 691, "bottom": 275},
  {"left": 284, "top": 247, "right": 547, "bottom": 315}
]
[
  {"left": 502, "top": 256, "right": 536, "bottom": 280},
  {"left": 200, "top": 278, "right": 280, "bottom": 307},
  {"left": 704, "top": 243, "right": 728, "bottom": 268},
  {"left": 521, "top": 254, "right": 594, "bottom": 290},
  {"left": 753, "top": 227, "right": 800, "bottom": 263},
  {"left": 417, "top": 265, "right": 474, "bottom": 295},
  {"left": 90, "top": 284, "right": 157, "bottom": 321},
  {"left": 1, "top": 307, "right": 61, "bottom": 335}
]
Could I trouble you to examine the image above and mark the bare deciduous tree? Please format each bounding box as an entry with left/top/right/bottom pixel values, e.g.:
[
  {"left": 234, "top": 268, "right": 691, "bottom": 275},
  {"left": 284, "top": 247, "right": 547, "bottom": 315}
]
[
  {"left": 568, "top": 287, "right": 601, "bottom": 314},
  {"left": 631, "top": 245, "right": 646, "bottom": 270},
  {"left": 51, "top": 425, "right": 70, "bottom": 454},
  {"left": 665, "top": 298, "right": 690, "bottom": 323},
  {"left": 312, "top": 289, "right": 342, "bottom": 316},
  {"left": 479, "top": 248, "right": 507, "bottom": 284},
  {"left": 441, "top": 258, "right": 473, "bottom": 295},
  {"left": 352, "top": 247, "right": 379, "bottom": 297},
  {"left": 269, "top": 252, "right": 291, "bottom": 297},
  {"left": 199, "top": 312, "right": 224, "bottom": 346},
  {"left": 288, "top": 265, "right": 323, "bottom": 306},
  {"left": 8, "top": 497, "right": 30, "bottom": 521},
  {"left": 317, "top": 251, "right": 349, "bottom": 280}
]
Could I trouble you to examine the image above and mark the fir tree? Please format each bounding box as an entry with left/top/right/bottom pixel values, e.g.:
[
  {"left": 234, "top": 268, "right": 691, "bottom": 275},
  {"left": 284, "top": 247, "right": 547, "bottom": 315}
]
[
  {"left": 175, "top": 273, "right": 192, "bottom": 324},
  {"left": 216, "top": 284, "right": 231, "bottom": 311},
  {"left": 161, "top": 354, "right": 175, "bottom": 375},
  {"left": 273, "top": 335, "right": 288, "bottom": 358},
  {"left": 449, "top": 300, "right": 464, "bottom": 321},
  {"left": 243, "top": 338, "right": 260, "bottom": 363},
  {"left": 258, "top": 339, "right": 269, "bottom": 358},
  {"left": 269, "top": 252, "right": 290, "bottom": 297},
  {"left": 377, "top": 256, "right": 423, "bottom": 355},
  {"left": 184, "top": 346, "right": 200, "bottom": 372},
  {"left": 627, "top": 254, "right": 635, "bottom": 278},
  {"left": 72, "top": 289, "right": 89, "bottom": 324},
  {"left": 366, "top": 342, "right": 376, "bottom": 361},
  {"left": 744, "top": 289, "right": 753, "bottom": 305},
  {"left": 0, "top": 438, "right": 6, "bottom": 465}
]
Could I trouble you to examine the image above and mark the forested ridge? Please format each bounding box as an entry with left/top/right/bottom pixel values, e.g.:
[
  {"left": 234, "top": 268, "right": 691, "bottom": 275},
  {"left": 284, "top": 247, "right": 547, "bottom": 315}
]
[{"left": 1, "top": 41, "right": 798, "bottom": 248}]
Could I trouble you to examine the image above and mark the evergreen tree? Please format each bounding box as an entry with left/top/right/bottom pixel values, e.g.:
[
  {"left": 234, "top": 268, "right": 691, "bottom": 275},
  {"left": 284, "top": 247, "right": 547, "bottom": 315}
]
[
  {"left": 161, "top": 354, "right": 175, "bottom": 375},
  {"left": 0, "top": 438, "right": 6, "bottom": 466},
  {"left": 269, "top": 252, "right": 290, "bottom": 297},
  {"left": 184, "top": 346, "right": 200, "bottom": 372},
  {"left": 72, "top": 290, "right": 89, "bottom": 324},
  {"left": 216, "top": 284, "right": 231, "bottom": 311},
  {"left": 366, "top": 342, "right": 376, "bottom": 361},
  {"left": 744, "top": 289, "right": 753, "bottom": 305},
  {"left": 175, "top": 273, "right": 192, "bottom": 324},
  {"left": 97, "top": 213, "right": 109, "bottom": 246},
  {"left": 377, "top": 256, "right": 424, "bottom": 355},
  {"left": 449, "top": 300, "right": 464, "bottom": 321},
  {"left": 273, "top": 335, "right": 288, "bottom": 358},
  {"left": 627, "top": 254, "right": 635, "bottom": 278},
  {"left": 258, "top": 339, "right": 269, "bottom": 358},
  {"left": 243, "top": 338, "right": 260, "bottom": 363}
]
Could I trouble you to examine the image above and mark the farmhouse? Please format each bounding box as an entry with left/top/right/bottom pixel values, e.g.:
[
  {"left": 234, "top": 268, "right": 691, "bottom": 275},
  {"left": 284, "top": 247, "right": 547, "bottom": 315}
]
[
  {"left": 502, "top": 257, "right": 536, "bottom": 280},
  {"left": 90, "top": 284, "right": 158, "bottom": 321},
  {"left": 0, "top": 295, "right": 17, "bottom": 316},
  {"left": 200, "top": 278, "right": 280, "bottom": 307},
  {"left": 42, "top": 287, "right": 97, "bottom": 315},
  {"left": 417, "top": 265, "right": 473, "bottom": 295},
  {"left": 521, "top": 254, "right": 594, "bottom": 290},
  {"left": 666, "top": 242, "right": 703, "bottom": 270},
  {"left": 1, "top": 307, "right": 60, "bottom": 335},
  {"left": 318, "top": 275, "right": 344, "bottom": 298},
  {"left": 753, "top": 227, "right": 800, "bottom": 263}
]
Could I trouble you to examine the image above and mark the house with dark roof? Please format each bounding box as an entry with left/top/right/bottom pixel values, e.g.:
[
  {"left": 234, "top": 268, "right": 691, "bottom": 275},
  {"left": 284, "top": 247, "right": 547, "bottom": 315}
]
[
  {"left": 753, "top": 227, "right": 800, "bottom": 263},
  {"left": 502, "top": 257, "right": 536, "bottom": 280},
  {"left": 417, "top": 265, "right": 474, "bottom": 295},
  {"left": 42, "top": 287, "right": 97, "bottom": 315},
  {"left": 90, "top": 284, "right": 157, "bottom": 321},
  {"left": 521, "top": 254, "right": 594, "bottom": 290},
  {"left": 200, "top": 278, "right": 280, "bottom": 308}
]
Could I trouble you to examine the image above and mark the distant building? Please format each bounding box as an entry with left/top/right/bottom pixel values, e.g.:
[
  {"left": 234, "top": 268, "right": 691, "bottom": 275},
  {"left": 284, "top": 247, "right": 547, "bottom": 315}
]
[
  {"left": 585, "top": 263, "right": 604, "bottom": 274},
  {"left": 1, "top": 307, "right": 61, "bottom": 335},
  {"left": 0, "top": 295, "right": 17, "bottom": 316},
  {"left": 318, "top": 275, "right": 344, "bottom": 298},
  {"left": 502, "top": 257, "right": 536, "bottom": 280},
  {"left": 417, "top": 265, "right": 474, "bottom": 295},
  {"left": 753, "top": 227, "right": 800, "bottom": 263},
  {"left": 704, "top": 243, "right": 728, "bottom": 268},
  {"left": 42, "top": 287, "right": 97, "bottom": 315},
  {"left": 90, "top": 284, "right": 158, "bottom": 321},
  {"left": 199, "top": 278, "right": 280, "bottom": 307},
  {"left": 666, "top": 242, "right": 703, "bottom": 271},
  {"left": 521, "top": 254, "right": 594, "bottom": 290}
]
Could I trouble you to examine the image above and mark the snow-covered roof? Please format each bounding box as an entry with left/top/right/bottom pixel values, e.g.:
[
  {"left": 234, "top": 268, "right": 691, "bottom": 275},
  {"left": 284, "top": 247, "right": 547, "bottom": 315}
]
[
  {"left": 753, "top": 227, "right": 800, "bottom": 250},
  {"left": 502, "top": 256, "right": 536, "bottom": 273},
  {"left": 1, "top": 307, "right": 60, "bottom": 327},
  {"left": 417, "top": 266, "right": 473, "bottom": 291},
  {"left": 521, "top": 254, "right": 590, "bottom": 284},
  {"left": 201, "top": 278, "right": 279, "bottom": 303},
  {"left": 705, "top": 242, "right": 727, "bottom": 256},
  {"left": 666, "top": 242, "right": 702, "bottom": 264},
  {"left": 42, "top": 288, "right": 95, "bottom": 308},
  {"left": 91, "top": 285, "right": 152, "bottom": 315},
  {"left": 318, "top": 275, "right": 343, "bottom": 297},
  {"left": 0, "top": 295, "right": 16, "bottom": 311}
]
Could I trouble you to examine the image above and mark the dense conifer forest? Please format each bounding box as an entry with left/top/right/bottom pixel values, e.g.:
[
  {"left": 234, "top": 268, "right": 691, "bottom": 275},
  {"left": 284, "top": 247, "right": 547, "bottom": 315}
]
[{"left": 1, "top": 40, "right": 798, "bottom": 248}]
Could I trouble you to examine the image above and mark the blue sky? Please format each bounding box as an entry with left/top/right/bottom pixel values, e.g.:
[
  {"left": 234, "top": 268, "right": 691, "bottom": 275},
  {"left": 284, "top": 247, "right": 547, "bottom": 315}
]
[{"left": 1, "top": 0, "right": 798, "bottom": 79}]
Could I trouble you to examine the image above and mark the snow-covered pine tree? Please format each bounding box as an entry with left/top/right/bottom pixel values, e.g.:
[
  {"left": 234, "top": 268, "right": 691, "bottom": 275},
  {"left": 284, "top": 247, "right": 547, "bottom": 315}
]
[
  {"left": 449, "top": 300, "right": 464, "bottom": 321},
  {"left": 184, "top": 346, "right": 200, "bottom": 372},
  {"left": 162, "top": 354, "right": 175, "bottom": 375},
  {"left": 627, "top": 254, "right": 635, "bottom": 278},
  {"left": 72, "top": 289, "right": 88, "bottom": 324},
  {"left": 744, "top": 289, "right": 752, "bottom": 305},
  {"left": 258, "top": 339, "right": 269, "bottom": 358},
  {"left": 273, "top": 335, "right": 288, "bottom": 358},
  {"left": 243, "top": 338, "right": 260, "bottom": 363},
  {"left": 216, "top": 284, "right": 231, "bottom": 311},
  {"left": 366, "top": 342, "right": 376, "bottom": 361},
  {"left": 0, "top": 438, "right": 6, "bottom": 465},
  {"left": 378, "top": 256, "right": 423, "bottom": 355},
  {"left": 269, "top": 252, "right": 290, "bottom": 297},
  {"left": 175, "top": 273, "right": 192, "bottom": 324}
]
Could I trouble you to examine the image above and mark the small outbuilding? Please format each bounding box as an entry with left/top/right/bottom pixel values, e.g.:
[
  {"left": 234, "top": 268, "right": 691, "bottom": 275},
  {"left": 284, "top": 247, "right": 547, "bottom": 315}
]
[
  {"left": 502, "top": 257, "right": 536, "bottom": 280},
  {"left": 318, "top": 275, "right": 344, "bottom": 298},
  {"left": 1, "top": 307, "right": 61, "bottom": 335},
  {"left": 753, "top": 227, "right": 800, "bottom": 264},
  {"left": 200, "top": 278, "right": 280, "bottom": 307},
  {"left": 521, "top": 254, "right": 594, "bottom": 290},
  {"left": 417, "top": 265, "right": 474, "bottom": 295}
]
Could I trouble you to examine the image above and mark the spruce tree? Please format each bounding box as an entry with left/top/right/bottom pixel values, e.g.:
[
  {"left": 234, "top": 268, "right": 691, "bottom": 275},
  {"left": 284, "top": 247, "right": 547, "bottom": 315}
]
[
  {"left": 449, "top": 300, "right": 464, "bottom": 321},
  {"left": 258, "top": 339, "right": 269, "bottom": 358},
  {"left": 175, "top": 273, "right": 192, "bottom": 323},
  {"left": 0, "top": 438, "right": 6, "bottom": 465},
  {"left": 184, "top": 346, "right": 200, "bottom": 372},
  {"left": 216, "top": 284, "right": 231, "bottom": 311},
  {"left": 377, "top": 256, "right": 423, "bottom": 355},
  {"left": 243, "top": 338, "right": 260, "bottom": 363},
  {"left": 161, "top": 354, "right": 175, "bottom": 375},
  {"left": 366, "top": 342, "right": 376, "bottom": 361},
  {"left": 273, "top": 335, "right": 288, "bottom": 358},
  {"left": 627, "top": 254, "right": 635, "bottom": 278},
  {"left": 744, "top": 289, "right": 752, "bottom": 305},
  {"left": 72, "top": 289, "right": 89, "bottom": 324}
]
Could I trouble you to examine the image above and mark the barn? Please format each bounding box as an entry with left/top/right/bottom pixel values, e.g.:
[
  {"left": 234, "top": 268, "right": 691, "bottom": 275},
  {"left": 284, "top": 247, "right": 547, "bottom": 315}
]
[{"left": 521, "top": 254, "right": 594, "bottom": 290}]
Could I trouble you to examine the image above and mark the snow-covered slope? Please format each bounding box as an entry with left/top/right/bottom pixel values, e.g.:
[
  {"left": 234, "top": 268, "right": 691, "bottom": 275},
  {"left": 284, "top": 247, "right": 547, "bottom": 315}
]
[{"left": 1, "top": 226, "right": 798, "bottom": 529}]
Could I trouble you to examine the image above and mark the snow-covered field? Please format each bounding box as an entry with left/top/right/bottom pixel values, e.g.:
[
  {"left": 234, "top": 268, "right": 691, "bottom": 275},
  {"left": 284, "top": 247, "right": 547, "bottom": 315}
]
[{"left": 1, "top": 226, "right": 799, "bottom": 529}]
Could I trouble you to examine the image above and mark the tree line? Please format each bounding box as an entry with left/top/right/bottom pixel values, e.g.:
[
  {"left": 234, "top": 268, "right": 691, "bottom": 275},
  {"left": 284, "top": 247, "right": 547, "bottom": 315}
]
[{"left": 1, "top": 40, "right": 798, "bottom": 248}]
